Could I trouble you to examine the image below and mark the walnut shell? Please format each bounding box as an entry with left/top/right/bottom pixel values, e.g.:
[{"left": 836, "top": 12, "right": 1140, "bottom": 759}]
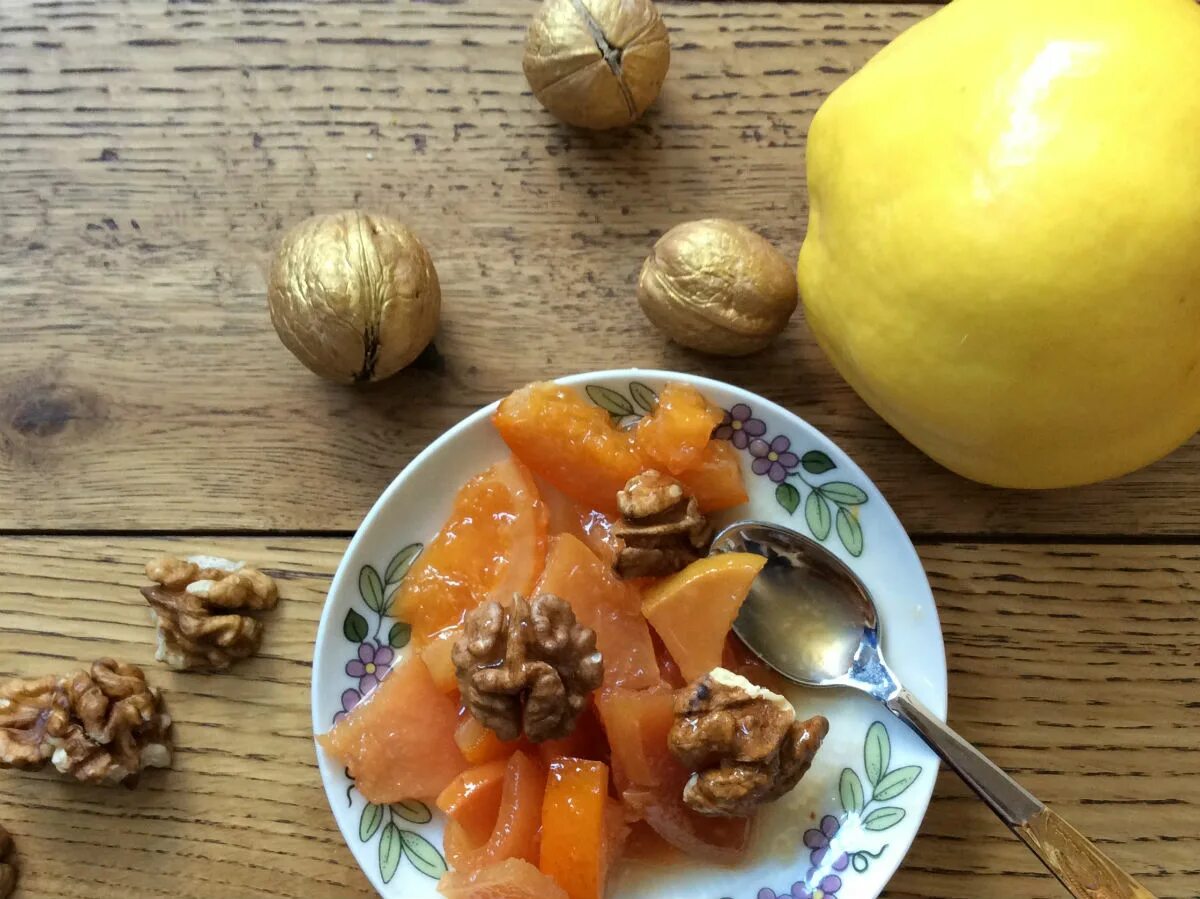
[
  {"left": 267, "top": 210, "right": 441, "bottom": 384},
  {"left": 523, "top": 0, "right": 670, "bottom": 130},
  {"left": 638, "top": 219, "right": 798, "bottom": 356}
]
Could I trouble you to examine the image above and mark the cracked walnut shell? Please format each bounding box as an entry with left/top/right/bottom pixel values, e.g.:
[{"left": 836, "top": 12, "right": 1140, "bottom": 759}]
[
  {"left": 268, "top": 210, "right": 441, "bottom": 384},
  {"left": 142, "top": 555, "right": 279, "bottom": 671},
  {"left": 669, "top": 668, "right": 828, "bottom": 817},
  {"left": 612, "top": 470, "right": 711, "bottom": 578},
  {"left": 0, "top": 659, "right": 172, "bottom": 787},
  {"left": 523, "top": 0, "right": 670, "bottom": 130},
  {"left": 638, "top": 219, "right": 798, "bottom": 356},
  {"left": 453, "top": 594, "right": 603, "bottom": 742}
]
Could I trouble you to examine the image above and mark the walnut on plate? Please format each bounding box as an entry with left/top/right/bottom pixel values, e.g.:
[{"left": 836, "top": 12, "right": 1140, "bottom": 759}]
[
  {"left": 0, "top": 822, "right": 15, "bottom": 899},
  {"left": 669, "top": 667, "right": 828, "bottom": 817},
  {"left": 0, "top": 659, "right": 172, "bottom": 788},
  {"left": 612, "top": 470, "right": 712, "bottom": 579},
  {"left": 141, "top": 555, "right": 279, "bottom": 671},
  {"left": 453, "top": 594, "right": 603, "bottom": 743}
]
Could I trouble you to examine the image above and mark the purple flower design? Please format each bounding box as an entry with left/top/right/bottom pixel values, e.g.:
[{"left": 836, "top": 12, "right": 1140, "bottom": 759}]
[
  {"left": 797, "top": 872, "right": 843, "bottom": 899},
  {"left": 749, "top": 435, "right": 800, "bottom": 483},
  {"left": 714, "top": 403, "right": 767, "bottom": 449},
  {"left": 804, "top": 815, "right": 851, "bottom": 871},
  {"left": 334, "top": 688, "right": 361, "bottom": 724},
  {"left": 346, "top": 641, "right": 394, "bottom": 694},
  {"left": 756, "top": 872, "right": 842, "bottom": 899}
]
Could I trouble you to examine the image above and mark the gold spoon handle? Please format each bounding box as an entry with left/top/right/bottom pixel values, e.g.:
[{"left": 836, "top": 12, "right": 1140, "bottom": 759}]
[
  {"left": 887, "top": 688, "right": 1156, "bottom": 899},
  {"left": 1016, "top": 807, "right": 1158, "bottom": 899}
]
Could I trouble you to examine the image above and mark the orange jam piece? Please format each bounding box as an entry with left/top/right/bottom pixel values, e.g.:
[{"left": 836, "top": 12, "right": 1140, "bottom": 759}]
[
  {"left": 494, "top": 382, "right": 644, "bottom": 515},
  {"left": 318, "top": 656, "right": 466, "bottom": 804},
  {"left": 635, "top": 382, "right": 724, "bottom": 476},
  {"left": 396, "top": 456, "right": 547, "bottom": 643}
]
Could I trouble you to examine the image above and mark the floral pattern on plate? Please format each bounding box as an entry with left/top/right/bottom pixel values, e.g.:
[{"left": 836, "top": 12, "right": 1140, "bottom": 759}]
[
  {"left": 742, "top": 723, "right": 922, "bottom": 899},
  {"left": 586, "top": 383, "right": 871, "bottom": 557},
  {"left": 332, "top": 543, "right": 448, "bottom": 884}
]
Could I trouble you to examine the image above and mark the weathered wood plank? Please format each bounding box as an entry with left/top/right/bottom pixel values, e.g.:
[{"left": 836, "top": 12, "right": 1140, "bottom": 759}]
[
  {"left": 0, "top": 537, "right": 1192, "bottom": 898},
  {"left": 8, "top": 1, "right": 1195, "bottom": 536}
]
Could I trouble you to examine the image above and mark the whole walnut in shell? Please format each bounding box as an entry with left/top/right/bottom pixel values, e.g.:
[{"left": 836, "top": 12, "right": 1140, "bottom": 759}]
[
  {"left": 267, "top": 210, "right": 440, "bottom": 383},
  {"left": 523, "top": 0, "right": 670, "bottom": 130},
  {"left": 638, "top": 219, "right": 798, "bottom": 356}
]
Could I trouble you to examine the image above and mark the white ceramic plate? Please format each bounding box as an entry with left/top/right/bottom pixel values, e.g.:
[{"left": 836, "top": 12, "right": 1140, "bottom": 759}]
[{"left": 312, "top": 369, "right": 947, "bottom": 899}]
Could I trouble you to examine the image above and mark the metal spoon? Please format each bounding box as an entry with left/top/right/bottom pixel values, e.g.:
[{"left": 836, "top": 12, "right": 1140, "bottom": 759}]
[{"left": 714, "top": 520, "right": 1157, "bottom": 899}]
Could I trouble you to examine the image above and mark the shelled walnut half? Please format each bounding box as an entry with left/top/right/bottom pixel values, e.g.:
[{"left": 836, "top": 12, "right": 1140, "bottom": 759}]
[
  {"left": 612, "top": 470, "right": 711, "bottom": 579},
  {"left": 0, "top": 659, "right": 172, "bottom": 788},
  {"left": 141, "top": 555, "right": 280, "bottom": 671},
  {"left": 669, "top": 668, "right": 828, "bottom": 817},
  {"left": 453, "top": 594, "right": 603, "bottom": 742}
]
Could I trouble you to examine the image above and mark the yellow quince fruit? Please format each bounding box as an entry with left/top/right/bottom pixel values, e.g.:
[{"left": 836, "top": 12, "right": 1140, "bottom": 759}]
[{"left": 798, "top": 0, "right": 1200, "bottom": 488}]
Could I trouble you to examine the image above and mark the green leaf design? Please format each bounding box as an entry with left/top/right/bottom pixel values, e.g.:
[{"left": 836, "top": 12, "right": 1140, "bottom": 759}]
[
  {"left": 586, "top": 384, "right": 635, "bottom": 417},
  {"left": 872, "top": 765, "right": 922, "bottom": 802},
  {"left": 359, "top": 564, "right": 385, "bottom": 613},
  {"left": 343, "top": 608, "right": 369, "bottom": 643},
  {"left": 839, "top": 767, "right": 865, "bottom": 814},
  {"left": 864, "top": 721, "right": 890, "bottom": 787},
  {"left": 388, "top": 621, "right": 412, "bottom": 649},
  {"left": 400, "top": 830, "right": 449, "bottom": 879},
  {"left": 629, "top": 381, "right": 658, "bottom": 414},
  {"left": 380, "top": 586, "right": 399, "bottom": 617},
  {"left": 801, "top": 450, "right": 836, "bottom": 474},
  {"left": 775, "top": 482, "right": 801, "bottom": 515},
  {"left": 863, "top": 806, "right": 907, "bottom": 831},
  {"left": 391, "top": 800, "right": 432, "bottom": 824},
  {"left": 818, "top": 481, "right": 869, "bottom": 506},
  {"left": 385, "top": 543, "right": 422, "bottom": 584},
  {"left": 359, "top": 802, "right": 384, "bottom": 842},
  {"left": 836, "top": 507, "right": 865, "bottom": 557},
  {"left": 805, "top": 489, "right": 832, "bottom": 540},
  {"left": 379, "top": 822, "right": 403, "bottom": 883}
]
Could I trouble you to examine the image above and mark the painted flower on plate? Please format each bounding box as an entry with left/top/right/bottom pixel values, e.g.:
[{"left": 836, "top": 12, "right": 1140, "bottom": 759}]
[
  {"left": 346, "top": 641, "right": 394, "bottom": 694},
  {"left": 749, "top": 435, "right": 800, "bottom": 482},
  {"left": 715, "top": 403, "right": 767, "bottom": 449},
  {"left": 804, "top": 815, "right": 850, "bottom": 871},
  {"left": 335, "top": 688, "right": 361, "bottom": 724},
  {"left": 757, "top": 873, "right": 842, "bottom": 899}
]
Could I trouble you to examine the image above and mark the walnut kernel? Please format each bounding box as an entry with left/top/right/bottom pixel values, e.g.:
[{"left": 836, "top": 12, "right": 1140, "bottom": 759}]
[
  {"left": 0, "top": 659, "right": 171, "bottom": 788},
  {"left": 453, "top": 594, "right": 603, "bottom": 742},
  {"left": 669, "top": 667, "right": 828, "bottom": 817},
  {"left": 612, "top": 470, "right": 711, "bottom": 578},
  {"left": 142, "top": 555, "right": 279, "bottom": 671}
]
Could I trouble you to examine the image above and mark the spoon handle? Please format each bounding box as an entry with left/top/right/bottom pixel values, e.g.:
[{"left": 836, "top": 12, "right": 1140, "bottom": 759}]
[
  {"left": 1015, "top": 807, "right": 1159, "bottom": 899},
  {"left": 887, "top": 688, "right": 1157, "bottom": 899}
]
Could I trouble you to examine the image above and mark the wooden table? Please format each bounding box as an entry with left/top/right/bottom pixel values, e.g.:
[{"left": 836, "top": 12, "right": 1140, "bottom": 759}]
[{"left": 0, "top": 1, "right": 1196, "bottom": 897}]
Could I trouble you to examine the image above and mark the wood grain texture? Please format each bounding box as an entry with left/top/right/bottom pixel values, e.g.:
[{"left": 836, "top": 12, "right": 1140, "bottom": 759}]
[
  {"left": 2, "top": 3, "right": 1197, "bottom": 899},
  {"left": 4, "top": 0, "right": 1200, "bottom": 534},
  {"left": 0, "top": 538, "right": 1194, "bottom": 899}
]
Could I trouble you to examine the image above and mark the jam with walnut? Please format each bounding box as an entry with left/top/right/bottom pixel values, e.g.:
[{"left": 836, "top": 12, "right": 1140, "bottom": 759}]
[
  {"left": 669, "top": 667, "right": 828, "bottom": 817},
  {"left": 453, "top": 594, "right": 603, "bottom": 743}
]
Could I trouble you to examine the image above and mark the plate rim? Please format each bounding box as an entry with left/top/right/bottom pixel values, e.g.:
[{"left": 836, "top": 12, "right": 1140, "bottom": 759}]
[{"left": 311, "top": 367, "right": 948, "bottom": 899}]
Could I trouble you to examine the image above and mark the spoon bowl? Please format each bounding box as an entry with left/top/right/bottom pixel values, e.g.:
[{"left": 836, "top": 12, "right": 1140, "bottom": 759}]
[
  {"left": 714, "top": 519, "right": 1158, "bottom": 899},
  {"left": 714, "top": 520, "right": 886, "bottom": 692}
]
